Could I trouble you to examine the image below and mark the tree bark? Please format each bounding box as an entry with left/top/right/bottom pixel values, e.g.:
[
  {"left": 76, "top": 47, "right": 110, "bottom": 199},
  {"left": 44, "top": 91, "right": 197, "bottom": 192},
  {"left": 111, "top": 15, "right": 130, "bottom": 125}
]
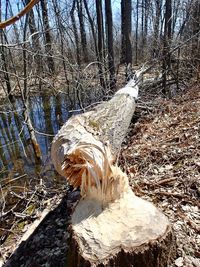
[
  {"left": 153, "top": 0, "right": 162, "bottom": 57},
  {"left": 0, "top": 2, "right": 13, "bottom": 102},
  {"left": 40, "top": 0, "right": 55, "bottom": 74},
  {"left": 51, "top": 70, "right": 176, "bottom": 266},
  {"left": 70, "top": 0, "right": 81, "bottom": 66},
  {"left": 83, "top": 0, "right": 98, "bottom": 56},
  {"left": 162, "top": 0, "right": 172, "bottom": 95},
  {"left": 0, "top": 29, "right": 13, "bottom": 102},
  {"left": 22, "top": 12, "right": 42, "bottom": 160},
  {"left": 105, "top": 0, "right": 116, "bottom": 91},
  {"left": 25, "top": 0, "right": 42, "bottom": 73},
  {"left": 135, "top": 0, "right": 139, "bottom": 64},
  {"left": 77, "top": 0, "right": 88, "bottom": 62},
  {"left": 96, "top": 0, "right": 106, "bottom": 88},
  {"left": 51, "top": 74, "right": 140, "bottom": 182},
  {"left": 191, "top": 0, "right": 200, "bottom": 66},
  {"left": 120, "top": 0, "right": 132, "bottom": 65}
]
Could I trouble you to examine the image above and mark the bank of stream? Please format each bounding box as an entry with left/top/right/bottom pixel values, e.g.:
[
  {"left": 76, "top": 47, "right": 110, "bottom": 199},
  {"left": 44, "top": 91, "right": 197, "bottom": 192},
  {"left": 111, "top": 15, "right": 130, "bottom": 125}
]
[{"left": 0, "top": 92, "right": 86, "bottom": 261}]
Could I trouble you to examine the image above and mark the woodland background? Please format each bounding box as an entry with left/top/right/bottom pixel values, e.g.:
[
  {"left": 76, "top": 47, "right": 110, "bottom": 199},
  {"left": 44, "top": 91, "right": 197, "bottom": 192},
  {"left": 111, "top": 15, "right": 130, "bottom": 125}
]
[
  {"left": 0, "top": 0, "right": 200, "bottom": 266},
  {"left": 0, "top": 0, "right": 199, "bottom": 100}
]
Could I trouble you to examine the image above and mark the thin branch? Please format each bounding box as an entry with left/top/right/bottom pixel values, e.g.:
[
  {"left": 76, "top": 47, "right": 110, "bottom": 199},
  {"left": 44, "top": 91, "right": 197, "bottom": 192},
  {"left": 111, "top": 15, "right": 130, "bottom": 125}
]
[{"left": 0, "top": 0, "right": 40, "bottom": 29}]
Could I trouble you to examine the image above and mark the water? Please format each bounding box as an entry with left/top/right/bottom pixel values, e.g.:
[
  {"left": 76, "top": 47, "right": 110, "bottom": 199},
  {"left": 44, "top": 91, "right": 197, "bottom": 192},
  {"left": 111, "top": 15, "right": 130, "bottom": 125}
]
[
  {"left": 0, "top": 87, "right": 105, "bottom": 253},
  {"left": 0, "top": 93, "right": 81, "bottom": 183}
]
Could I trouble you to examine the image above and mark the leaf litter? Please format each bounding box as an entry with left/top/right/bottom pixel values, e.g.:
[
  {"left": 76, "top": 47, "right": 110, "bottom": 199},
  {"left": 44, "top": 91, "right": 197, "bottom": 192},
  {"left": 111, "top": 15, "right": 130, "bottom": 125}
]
[
  {"left": 120, "top": 86, "right": 200, "bottom": 266},
  {"left": 1, "top": 86, "right": 200, "bottom": 266}
]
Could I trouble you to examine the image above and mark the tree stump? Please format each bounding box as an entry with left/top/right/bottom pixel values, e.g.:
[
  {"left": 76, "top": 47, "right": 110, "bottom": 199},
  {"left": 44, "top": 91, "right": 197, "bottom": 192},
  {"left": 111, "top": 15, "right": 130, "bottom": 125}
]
[
  {"left": 51, "top": 70, "right": 177, "bottom": 267},
  {"left": 66, "top": 168, "right": 176, "bottom": 267}
]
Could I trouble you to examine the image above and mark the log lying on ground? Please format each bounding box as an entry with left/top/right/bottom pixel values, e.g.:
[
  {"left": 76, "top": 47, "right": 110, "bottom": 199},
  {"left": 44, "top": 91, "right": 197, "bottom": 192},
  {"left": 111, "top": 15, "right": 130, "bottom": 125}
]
[
  {"left": 51, "top": 70, "right": 176, "bottom": 267},
  {"left": 51, "top": 75, "right": 139, "bottom": 193}
]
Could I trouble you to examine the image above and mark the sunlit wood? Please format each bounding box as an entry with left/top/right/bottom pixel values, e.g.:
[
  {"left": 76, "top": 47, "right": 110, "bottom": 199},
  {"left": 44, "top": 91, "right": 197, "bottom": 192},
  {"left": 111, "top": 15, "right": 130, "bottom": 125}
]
[
  {"left": 0, "top": 0, "right": 40, "bottom": 29},
  {"left": 51, "top": 70, "right": 176, "bottom": 266}
]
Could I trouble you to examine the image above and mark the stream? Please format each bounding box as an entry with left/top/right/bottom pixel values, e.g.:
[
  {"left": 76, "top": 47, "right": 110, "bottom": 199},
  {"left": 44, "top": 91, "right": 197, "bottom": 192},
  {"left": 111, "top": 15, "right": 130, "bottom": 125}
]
[
  {"left": 0, "top": 93, "right": 81, "bottom": 187},
  {"left": 0, "top": 88, "right": 105, "bottom": 256},
  {"left": 0, "top": 92, "right": 86, "bottom": 260}
]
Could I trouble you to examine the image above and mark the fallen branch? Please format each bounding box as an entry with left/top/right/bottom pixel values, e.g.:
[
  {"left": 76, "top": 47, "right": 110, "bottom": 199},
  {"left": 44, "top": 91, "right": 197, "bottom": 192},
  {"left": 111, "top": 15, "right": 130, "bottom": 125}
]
[{"left": 1, "top": 174, "right": 27, "bottom": 188}]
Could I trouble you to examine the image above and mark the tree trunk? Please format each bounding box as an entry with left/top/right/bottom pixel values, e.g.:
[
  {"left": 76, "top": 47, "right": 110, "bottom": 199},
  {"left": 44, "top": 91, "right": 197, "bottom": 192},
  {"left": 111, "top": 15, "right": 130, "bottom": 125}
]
[
  {"left": 40, "top": 0, "right": 55, "bottom": 74},
  {"left": 7, "top": 0, "right": 20, "bottom": 43},
  {"left": 153, "top": 0, "right": 162, "bottom": 58},
  {"left": 25, "top": 0, "right": 42, "bottom": 73},
  {"left": 0, "top": 0, "right": 13, "bottom": 102},
  {"left": 77, "top": 0, "right": 88, "bottom": 62},
  {"left": 51, "top": 75, "right": 139, "bottom": 180},
  {"left": 162, "top": 0, "right": 172, "bottom": 95},
  {"left": 191, "top": 0, "right": 200, "bottom": 67},
  {"left": 70, "top": 0, "right": 81, "bottom": 66},
  {"left": 83, "top": 0, "right": 107, "bottom": 89},
  {"left": 83, "top": 0, "right": 98, "bottom": 56},
  {"left": 51, "top": 70, "right": 176, "bottom": 267},
  {"left": 120, "top": 0, "right": 132, "bottom": 65},
  {"left": 67, "top": 192, "right": 176, "bottom": 267},
  {"left": 105, "top": 0, "right": 116, "bottom": 91},
  {"left": 22, "top": 12, "right": 41, "bottom": 160},
  {"left": 0, "top": 29, "right": 13, "bottom": 102},
  {"left": 142, "top": 0, "right": 149, "bottom": 58},
  {"left": 52, "top": 0, "right": 69, "bottom": 86},
  {"left": 135, "top": 0, "right": 139, "bottom": 64},
  {"left": 96, "top": 0, "right": 106, "bottom": 88}
]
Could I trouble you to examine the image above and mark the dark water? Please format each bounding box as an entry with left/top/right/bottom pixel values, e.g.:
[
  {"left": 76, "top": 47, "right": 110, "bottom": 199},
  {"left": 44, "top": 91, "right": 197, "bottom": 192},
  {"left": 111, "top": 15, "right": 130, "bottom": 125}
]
[{"left": 0, "top": 93, "right": 80, "bottom": 183}]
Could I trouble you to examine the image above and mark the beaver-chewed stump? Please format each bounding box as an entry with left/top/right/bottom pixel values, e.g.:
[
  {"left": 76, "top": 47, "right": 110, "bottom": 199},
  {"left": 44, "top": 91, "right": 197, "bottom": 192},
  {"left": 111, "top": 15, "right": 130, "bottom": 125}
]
[
  {"left": 51, "top": 69, "right": 177, "bottom": 267},
  {"left": 66, "top": 170, "right": 176, "bottom": 267}
]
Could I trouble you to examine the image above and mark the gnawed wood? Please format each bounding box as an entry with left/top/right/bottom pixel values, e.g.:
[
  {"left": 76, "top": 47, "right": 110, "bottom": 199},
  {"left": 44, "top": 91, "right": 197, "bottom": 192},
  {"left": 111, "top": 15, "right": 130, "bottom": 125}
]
[
  {"left": 68, "top": 182, "right": 176, "bottom": 266},
  {"left": 51, "top": 69, "right": 177, "bottom": 266},
  {"left": 51, "top": 74, "right": 139, "bottom": 197}
]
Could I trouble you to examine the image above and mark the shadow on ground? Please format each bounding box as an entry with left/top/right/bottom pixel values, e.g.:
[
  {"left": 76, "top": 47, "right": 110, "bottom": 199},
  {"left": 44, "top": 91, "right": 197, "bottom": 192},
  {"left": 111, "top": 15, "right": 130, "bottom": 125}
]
[{"left": 3, "top": 191, "right": 80, "bottom": 267}]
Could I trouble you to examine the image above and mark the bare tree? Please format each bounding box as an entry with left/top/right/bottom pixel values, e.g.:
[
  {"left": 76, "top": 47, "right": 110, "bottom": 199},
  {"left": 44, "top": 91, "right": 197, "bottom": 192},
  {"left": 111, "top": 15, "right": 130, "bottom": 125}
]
[
  {"left": 96, "top": 0, "right": 106, "bottom": 88},
  {"left": 162, "top": 0, "right": 172, "bottom": 95},
  {"left": 120, "top": 0, "right": 132, "bottom": 65},
  {"left": 22, "top": 12, "right": 42, "bottom": 160},
  {"left": 135, "top": 0, "right": 139, "bottom": 64},
  {"left": 83, "top": 0, "right": 98, "bottom": 56},
  {"left": 25, "top": 0, "right": 42, "bottom": 73},
  {"left": 191, "top": 0, "right": 200, "bottom": 65},
  {"left": 0, "top": 0, "right": 13, "bottom": 102},
  {"left": 141, "top": 0, "right": 150, "bottom": 58},
  {"left": 77, "top": 0, "right": 88, "bottom": 62},
  {"left": 153, "top": 0, "right": 162, "bottom": 57},
  {"left": 105, "top": 0, "right": 116, "bottom": 91},
  {"left": 40, "top": 0, "right": 55, "bottom": 74},
  {"left": 70, "top": 0, "right": 81, "bottom": 66},
  {"left": 52, "top": 0, "right": 69, "bottom": 86}
]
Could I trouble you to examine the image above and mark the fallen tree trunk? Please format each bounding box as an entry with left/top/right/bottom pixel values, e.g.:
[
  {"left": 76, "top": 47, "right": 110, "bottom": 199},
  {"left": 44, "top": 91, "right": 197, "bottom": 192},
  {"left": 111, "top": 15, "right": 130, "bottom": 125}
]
[
  {"left": 51, "top": 70, "right": 176, "bottom": 267},
  {"left": 51, "top": 74, "right": 139, "bottom": 187}
]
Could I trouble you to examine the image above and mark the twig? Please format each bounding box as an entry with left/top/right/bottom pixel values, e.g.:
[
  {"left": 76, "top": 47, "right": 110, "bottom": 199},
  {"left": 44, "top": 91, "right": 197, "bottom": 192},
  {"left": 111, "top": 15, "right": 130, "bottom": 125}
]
[
  {"left": 141, "top": 177, "right": 177, "bottom": 187},
  {"left": 151, "top": 191, "right": 200, "bottom": 208},
  {"left": 1, "top": 174, "right": 27, "bottom": 188}
]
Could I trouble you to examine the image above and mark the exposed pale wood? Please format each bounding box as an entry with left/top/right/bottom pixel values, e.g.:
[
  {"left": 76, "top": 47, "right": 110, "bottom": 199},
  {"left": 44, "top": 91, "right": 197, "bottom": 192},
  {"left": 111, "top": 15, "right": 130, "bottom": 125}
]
[
  {"left": 51, "top": 69, "right": 176, "bottom": 266},
  {"left": 67, "top": 171, "right": 176, "bottom": 267},
  {"left": 51, "top": 74, "right": 139, "bottom": 196}
]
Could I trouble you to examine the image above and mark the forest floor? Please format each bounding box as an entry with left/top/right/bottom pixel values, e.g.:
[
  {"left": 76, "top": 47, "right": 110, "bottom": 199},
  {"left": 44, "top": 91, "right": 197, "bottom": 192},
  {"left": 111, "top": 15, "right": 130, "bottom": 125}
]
[
  {"left": 121, "top": 86, "right": 200, "bottom": 267},
  {"left": 1, "top": 84, "right": 200, "bottom": 267}
]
